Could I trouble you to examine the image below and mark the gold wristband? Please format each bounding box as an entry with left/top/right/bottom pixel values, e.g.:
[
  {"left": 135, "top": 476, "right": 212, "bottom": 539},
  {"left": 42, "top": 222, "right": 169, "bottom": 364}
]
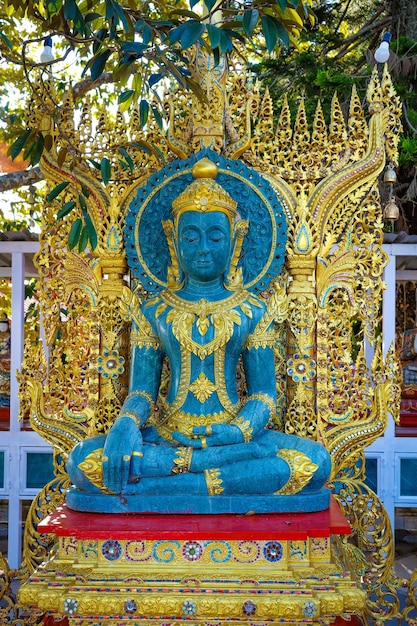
[
  {"left": 246, "top": 393, "right": 276, "bottom": 414},
  {"left": 120, "top": 410, "right": 141, "bottom": 429},
  {"left": 233, "top": 416, "right": 253, "bottom": 443},
  {"left": 126, "top": 390, "right": 154, "bottom": 408}
]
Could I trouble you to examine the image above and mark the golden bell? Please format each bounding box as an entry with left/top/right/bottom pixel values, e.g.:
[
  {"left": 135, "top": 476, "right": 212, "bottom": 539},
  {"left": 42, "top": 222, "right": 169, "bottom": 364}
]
[
  {"left": 384, "top": 197, "right": 399, "bottom": 221},
  {"left": 383, "top": 164, "right": 397, "bottom": 184}
]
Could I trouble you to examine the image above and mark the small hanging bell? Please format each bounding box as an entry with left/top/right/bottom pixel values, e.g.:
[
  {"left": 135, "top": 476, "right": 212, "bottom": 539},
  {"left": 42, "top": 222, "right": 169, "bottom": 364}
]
[
  {"left": 384, "top": 197, "right": 400, "bottom": 221},
  {"left": 383, "top": 164, "right": 397, "bottom": 184}
]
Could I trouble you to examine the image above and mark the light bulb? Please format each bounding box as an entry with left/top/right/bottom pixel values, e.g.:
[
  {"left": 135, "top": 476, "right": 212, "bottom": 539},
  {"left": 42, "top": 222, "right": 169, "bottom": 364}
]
[
  {"left": 374, "top": 32, "right": 391, "bottom": 64},
  {"left": 40, "top": 36, "right": 54, "bottom": 64}
]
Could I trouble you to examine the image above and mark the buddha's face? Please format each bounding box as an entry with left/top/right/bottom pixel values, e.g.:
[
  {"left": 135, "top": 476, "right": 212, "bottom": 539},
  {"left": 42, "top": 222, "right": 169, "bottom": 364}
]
[{"left": 177, "top": 211, "right": 232, "bottom": 283}]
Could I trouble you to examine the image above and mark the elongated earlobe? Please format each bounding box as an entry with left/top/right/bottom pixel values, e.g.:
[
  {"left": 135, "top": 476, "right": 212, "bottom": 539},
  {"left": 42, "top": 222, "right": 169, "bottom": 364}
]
[
  {"left": 162, "top": 219, "right": 183, "bottom": 290},
  {"left": 225, "top": 220, "right": 249, "bottom": 291}
]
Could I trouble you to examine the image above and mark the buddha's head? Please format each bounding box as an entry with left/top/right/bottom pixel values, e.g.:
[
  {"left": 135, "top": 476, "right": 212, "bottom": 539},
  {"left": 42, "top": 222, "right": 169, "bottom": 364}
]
[{"left": 164, "top": 159, "right": 247, "bottom": 289}]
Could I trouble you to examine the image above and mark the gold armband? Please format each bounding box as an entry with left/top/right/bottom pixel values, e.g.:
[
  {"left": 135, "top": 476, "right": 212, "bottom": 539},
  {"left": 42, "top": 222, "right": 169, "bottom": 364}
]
[
  {"left": 246, "top": 393, "right": 276, "bottom": 414},
  {"left": 130, "top": 328, "right": 161, "bottom": 350},
  {"left": 172, "top": 447, "right": 193, "bottom": 474},
  {"left": 244, "top": 328, "right": 275, "bottom": 350},
  {"left": 275, "top": 449, "right": 318, "bottom": 495},
  {"left": 233, "top": 416, "right": 253, "bottom": 443}
]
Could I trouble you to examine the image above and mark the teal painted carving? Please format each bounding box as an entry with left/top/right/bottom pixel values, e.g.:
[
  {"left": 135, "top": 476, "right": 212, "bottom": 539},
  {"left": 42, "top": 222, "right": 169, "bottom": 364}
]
[{"left": 66, "top": 154, "right": 331, "bottom": 514}]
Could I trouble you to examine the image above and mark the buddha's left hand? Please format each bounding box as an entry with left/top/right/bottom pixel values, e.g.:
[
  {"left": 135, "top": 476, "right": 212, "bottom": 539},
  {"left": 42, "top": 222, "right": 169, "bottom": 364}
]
[{"left": 172, "top": 424, "right": 243, "bottom": 448}]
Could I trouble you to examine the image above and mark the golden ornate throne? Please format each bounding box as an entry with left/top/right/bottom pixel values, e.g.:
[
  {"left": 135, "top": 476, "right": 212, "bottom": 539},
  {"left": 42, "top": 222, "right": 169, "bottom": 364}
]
[{"left": 5, "top": 50, "right": 416, "bottom": 625}]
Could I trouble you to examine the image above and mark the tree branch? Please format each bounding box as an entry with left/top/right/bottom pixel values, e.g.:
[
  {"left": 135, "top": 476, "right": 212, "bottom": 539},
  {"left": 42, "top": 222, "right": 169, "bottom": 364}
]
[{"left": 0, "top": 167, "right": 43, "bottom": 194}]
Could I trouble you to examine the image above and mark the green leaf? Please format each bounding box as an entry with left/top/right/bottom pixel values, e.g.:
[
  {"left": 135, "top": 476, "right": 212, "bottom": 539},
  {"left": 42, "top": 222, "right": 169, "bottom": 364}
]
[
  {"left": 0, "top": 31, "right": 13, "bottom": 50},
  {"left": 218, "top": 29, "right": 233, "bottom": 54},
  {"left": 112, "top": 2, "right": 130, "bottom": 32},
  {"left": 91, "top": 49, "right": 113, "bottom": 81},
  {"left": 88, "top": 159, "right": 101, "bottom": 170},
  {"left": 46, "top": 181, "right": 70, "bottom": 203},
  {"left": 203, "top": 0, "right": 217, "bottom": 10},
  {"left": 152, "top": 106, "right": 163, "bottom": 130},
  {"left": 276, "top": 0, "right": 288, "bottom": 11},
  {"left": 78, "top": 193, "right": 88, "bottom": 211},
  {"left": 206, "top": 24, "right": 221, "bottom": 49},
  {"left": 78, "top": 225, "right": 89, "bottom": 252},
  {"left": 63, "top": 0, "right": 77, "bottom": 20},
  {"left": 261, "top": 15, "right": 278, "bottom": 52},
  {"left": 31, "top": 134, "right": 45, "bottom": 165},
  {"left": 119, "top": 147, "right": 134, "bottom": 170},
  {"left": 243, "top": 9, "right": 259, "bottom": 35},
  {"left": 169, "top": 8, "right": 201, "bottom": 19},
  {"left": 180, "top": 20, "right": 206, "bottom": 49},
  {"left": 118, "top": 89, "right": 135, "bottom": 103},
  {"left": 101, "top": 157, "right": 112, "bottom": 184},
  {"left": 274, "top": 20, "right": 290, "bottom": 46},
  {"left": 68, "top": 218, "right": 83, "bottom": 250},
  {"left": 168, "top": 23, "right": 186, "bottom": 45},
  {"left": 139, "top": 99, "right": 149, "bottom": 127},
  {"left": 57, "top": 201, "right": 76, "bottom": 220},
  {"left": 83, "top": 211, "right": 98, "bottom": 250},
  {"left": 7, "top": 129, "right": 31, "bottom": 160}
]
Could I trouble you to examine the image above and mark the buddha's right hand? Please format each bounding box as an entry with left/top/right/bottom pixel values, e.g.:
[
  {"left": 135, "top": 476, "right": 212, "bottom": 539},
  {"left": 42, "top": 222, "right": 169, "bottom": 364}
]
[{"left": 102, "top": 416, "right": 143, "bottom": 493}]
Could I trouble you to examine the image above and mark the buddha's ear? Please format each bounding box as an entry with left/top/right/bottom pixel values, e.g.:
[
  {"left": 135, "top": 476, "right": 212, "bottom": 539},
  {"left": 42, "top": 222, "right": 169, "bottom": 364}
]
[
  {"left": 225, "top": 219, "right": 249, "bottom": 291},
  {"left": 162, "top": 219, "right": 183, "bottom": 290}
]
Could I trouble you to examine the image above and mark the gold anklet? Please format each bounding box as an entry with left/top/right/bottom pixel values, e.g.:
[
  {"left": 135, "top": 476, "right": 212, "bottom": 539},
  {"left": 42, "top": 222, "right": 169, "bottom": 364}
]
[
  {"left": 275, "top": 449, "right": 318, "bottom": 495},
  {"left": 172, "top": 447, "right": 193, "bottom": 474},
  {"left": 204, "top": 468, "right": 224, "bottom": 495}
]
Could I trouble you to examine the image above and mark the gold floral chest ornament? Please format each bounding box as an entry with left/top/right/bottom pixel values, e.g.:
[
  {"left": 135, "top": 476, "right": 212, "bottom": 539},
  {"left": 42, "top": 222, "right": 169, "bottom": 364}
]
[{"left": 153, "top": 289, "right": 263, "bottom": 360}]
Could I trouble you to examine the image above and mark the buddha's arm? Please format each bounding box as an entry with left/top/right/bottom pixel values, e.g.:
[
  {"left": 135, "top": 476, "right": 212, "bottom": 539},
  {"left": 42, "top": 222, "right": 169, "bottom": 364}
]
[
  {"left": 235, "top": 343, "right": 276, "bottom": 441},
  {"left": 102, "top": 320, "right": 163, "bottom": 492}
]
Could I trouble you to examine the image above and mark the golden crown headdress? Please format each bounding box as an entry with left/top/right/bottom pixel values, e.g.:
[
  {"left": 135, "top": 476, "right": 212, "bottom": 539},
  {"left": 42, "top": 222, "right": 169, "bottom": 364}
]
[{"left": 172, "top": 158, "right": 238, "bottom": 228}]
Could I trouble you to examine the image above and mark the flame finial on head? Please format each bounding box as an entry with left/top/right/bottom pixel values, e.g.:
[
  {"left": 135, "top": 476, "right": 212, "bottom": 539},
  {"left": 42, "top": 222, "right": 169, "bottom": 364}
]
[{"left": 172, "top": 158, "right": 238, "bottom": 227}]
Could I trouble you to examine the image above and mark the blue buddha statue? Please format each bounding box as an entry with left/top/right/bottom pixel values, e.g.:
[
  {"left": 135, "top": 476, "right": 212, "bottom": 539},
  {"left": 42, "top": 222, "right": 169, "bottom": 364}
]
[{"left": 67, "top": 157, "right": 331, "bottom": 514}]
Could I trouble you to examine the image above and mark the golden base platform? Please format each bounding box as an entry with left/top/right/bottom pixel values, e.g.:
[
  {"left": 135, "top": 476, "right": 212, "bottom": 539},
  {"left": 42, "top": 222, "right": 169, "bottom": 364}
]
[{"left": 19, "top": 497, "right": 366, "bottom": 626}]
